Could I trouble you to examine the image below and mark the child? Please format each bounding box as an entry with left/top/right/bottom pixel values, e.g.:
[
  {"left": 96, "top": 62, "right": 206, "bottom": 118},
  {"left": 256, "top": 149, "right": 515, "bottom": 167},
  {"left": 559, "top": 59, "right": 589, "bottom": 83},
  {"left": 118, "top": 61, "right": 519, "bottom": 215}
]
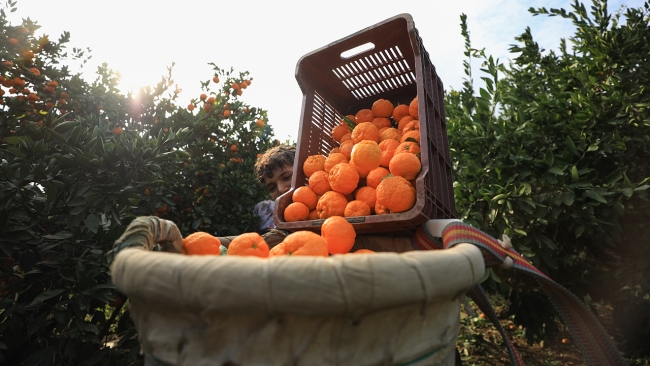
[{"left": 252, "top": 145, "right": 296, "bottom": 234}]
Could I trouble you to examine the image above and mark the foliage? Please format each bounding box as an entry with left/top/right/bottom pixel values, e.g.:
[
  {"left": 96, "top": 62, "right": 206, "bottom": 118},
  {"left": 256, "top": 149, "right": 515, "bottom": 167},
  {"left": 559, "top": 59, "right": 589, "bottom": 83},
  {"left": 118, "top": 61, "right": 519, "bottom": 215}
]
[
  {"left": 446, "top": 0, "right": 650, "bottom": 356},
  {"left": 0, "top": 0, "right": 275, "bottom": 364}
]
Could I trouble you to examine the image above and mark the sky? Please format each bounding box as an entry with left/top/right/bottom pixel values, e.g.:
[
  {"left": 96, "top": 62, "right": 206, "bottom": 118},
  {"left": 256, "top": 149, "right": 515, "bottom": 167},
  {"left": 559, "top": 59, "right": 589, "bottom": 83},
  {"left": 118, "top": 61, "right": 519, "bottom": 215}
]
[{"left": 7, "top": 0, "right": 644, "bottom": 143}]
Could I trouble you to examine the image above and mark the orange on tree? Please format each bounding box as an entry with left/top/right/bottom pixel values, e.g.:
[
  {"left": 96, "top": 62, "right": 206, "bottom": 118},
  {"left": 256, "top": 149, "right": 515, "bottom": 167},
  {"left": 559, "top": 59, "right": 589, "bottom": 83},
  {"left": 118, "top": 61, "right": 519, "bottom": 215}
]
[
  {"left": 182, "top": 232, "right": 222, "bottom": 255},
  {"left": 351, "top": 122, "right": 380, "bottom": 143},
  {"left": 378, "top": 139, "right": 399, "bottom": 168},
  {"left": 371, "top": 98, "right": 394, "bottom": 118},
  {"left": 350, "top": 140, "right": 382, "bottom": 171},
  {"left": 284, "top": 202, "right": 310, "bottom": 222},
  {"left": 308, "top": 170, "right": 331, "bottom": 195},
  {"left": 227, "top": 232, "right": 269, "bottom": 258},
  {"left": 354, "top": 185, "right": 377, "bottom": 211},
  {"left": 230, "top": 144, "right": 238, "bottom": 153},
  {"left": 256, "top": 119, "right": 265, "bottom": 128},
  {"left": 392, "top": 104, "right": 410, "bottom": 123},
  {"left": 29, "top": 67, "right": 40, "bottom": 76},
  {"left": 292, "top": 186, "right": 318, "bottom": 210},
  {"left": 112, "top": 126, "right": 123, "bottom": 135},
  {"left": 303, "top": 154, "right": 326, "bottom": 178},
  {"left": 213, "top": 76, "right": 220, "bottom": 83},
  {"left": 344, "top": 200, "right": 371, "bottom": 218},
  {"left": 394, "top": 141, "right": 420, "bottom": 155},
  {"left": 224, "top": 109, "right": 231, "bottom": 117},
  {"left": 355, "top": 108, "right": 374, "bottom": 124},
  {"left": 409, "top": 96, "right": 419, "bottom": 119},
  {"left": 188, "top": 103, "right": 195, "bottom": 111},
  {"left": 200, "top": 93, "right": 207, "bottom": 100},
  {"left": 316, "top": 191, "right": 348, "bottom": 219},
  {"left": 321, "top": 216, "right": 356, "bottom": 254},
  {"left": 328, "top": 162, "right": 359, "bottom": 195},
  {"left": 389, "top": 152, "right": 421, "bottom": 180},
  {"left": 324, "top": 152, "right": 348, "bottom": 173},
  {"left": 271, "top": 231, "right": 328, "bottom": 257},
  {"left": 376, "top": 175, "right": 416, "bottom": 213}
]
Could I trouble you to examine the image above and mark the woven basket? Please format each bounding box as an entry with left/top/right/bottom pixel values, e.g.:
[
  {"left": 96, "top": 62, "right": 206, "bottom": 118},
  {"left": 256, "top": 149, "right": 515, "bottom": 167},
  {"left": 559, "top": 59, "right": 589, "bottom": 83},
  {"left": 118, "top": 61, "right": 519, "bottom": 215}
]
[{"left": 110, "top": 217, "right": 485, "bottom": 366}]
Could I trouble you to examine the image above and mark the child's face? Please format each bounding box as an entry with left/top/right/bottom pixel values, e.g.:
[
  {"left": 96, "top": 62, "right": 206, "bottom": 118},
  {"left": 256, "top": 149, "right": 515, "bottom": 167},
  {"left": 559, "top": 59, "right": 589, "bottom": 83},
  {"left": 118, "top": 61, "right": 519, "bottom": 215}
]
[{"left": 263, "top": 164, "right": 293, "bottom": 201}]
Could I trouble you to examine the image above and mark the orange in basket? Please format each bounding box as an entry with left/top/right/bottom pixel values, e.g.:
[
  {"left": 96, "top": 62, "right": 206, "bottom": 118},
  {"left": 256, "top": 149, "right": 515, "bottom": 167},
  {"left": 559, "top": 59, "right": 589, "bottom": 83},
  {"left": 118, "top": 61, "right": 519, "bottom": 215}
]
[
  {"left": 376, "top": 175, "right": 416, "bottom": 213},
  {"left": 227, "top": 232, "right": 270, "bottom": 258},
  {"left": 321, "top": 216, "right": 356, "bottom": 254},
  {"left": 181, "top": 232, "right": 222, "bottom": 255}
]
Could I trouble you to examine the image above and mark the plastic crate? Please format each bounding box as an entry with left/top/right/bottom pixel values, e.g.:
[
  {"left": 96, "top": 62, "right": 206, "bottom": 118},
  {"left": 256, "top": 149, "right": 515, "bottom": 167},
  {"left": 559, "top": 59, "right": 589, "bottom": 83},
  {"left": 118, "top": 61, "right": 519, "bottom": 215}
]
[{"left": 274, "top": 13, "right": 457, "bottom": 236}]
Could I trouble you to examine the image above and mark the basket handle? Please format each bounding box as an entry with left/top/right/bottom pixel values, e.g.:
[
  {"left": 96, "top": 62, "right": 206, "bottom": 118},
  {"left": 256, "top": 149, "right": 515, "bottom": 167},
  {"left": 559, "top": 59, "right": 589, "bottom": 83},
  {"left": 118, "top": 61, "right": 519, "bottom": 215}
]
[{"left": 112, "top": 216, "right": 183, "bottom": 255}]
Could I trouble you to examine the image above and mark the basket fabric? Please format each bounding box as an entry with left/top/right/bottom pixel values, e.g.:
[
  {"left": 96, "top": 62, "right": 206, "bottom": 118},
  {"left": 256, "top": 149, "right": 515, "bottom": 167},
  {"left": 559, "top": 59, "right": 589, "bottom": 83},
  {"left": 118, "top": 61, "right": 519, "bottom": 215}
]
[{"left": 111, "top": 242, "right": 484, "bottom": 366}]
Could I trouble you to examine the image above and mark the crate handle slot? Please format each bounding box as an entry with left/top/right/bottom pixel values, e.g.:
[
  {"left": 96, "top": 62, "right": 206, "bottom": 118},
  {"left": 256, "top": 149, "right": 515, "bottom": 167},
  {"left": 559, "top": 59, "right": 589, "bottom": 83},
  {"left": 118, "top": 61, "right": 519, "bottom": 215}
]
[{"left": 340, "top": 42, "right": 375, "bottom": 60}]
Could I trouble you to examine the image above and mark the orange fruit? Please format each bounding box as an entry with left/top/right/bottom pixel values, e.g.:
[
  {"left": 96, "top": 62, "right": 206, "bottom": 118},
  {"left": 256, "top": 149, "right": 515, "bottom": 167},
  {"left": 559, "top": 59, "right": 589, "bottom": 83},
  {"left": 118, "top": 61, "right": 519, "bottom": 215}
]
[
  {"left": 213, "top": 76, "right": 220, "bottom": 83},
  {"left": 349, "top": 159, "right": 371, "bottom": 179},
  {"left": 355, "top": 185, "right": 377, "bottom": 211},
  {"left": 392, "top": 104, "right": 410, "bottom": 123},
  {"left": 308, "top": 209, "right": 319, "bottom": 220},
  {"left": 339, "top": 140, "right": 354, "bottom": 160},
  {"left": 272, "top": 231, "right": 328, "bottom": 257},
  {"left": 308, "top": 170, "right": 331, "bottom": 195},
  {"left": 397, "top": 116, "right": 415, "bottom": 132},
  {"left": 380, "top": 127, "right": 401, "bottom": 142},
  {"left": 316, "top": 191, "right": 348, "bottom": 219},
  {"left": 344, "top": 200, "right": 371, "bottom": 217},
  {"left": 112, "top": 126, "right": 123, "bottom": 135},
  {"left": 256, "top": 119, "right": 265, "bottom": 128},
  {"left": 372, "top": 99, "right": 394, "bottom": 118},
  {"left": 402, "top": 120, "right": 420, "bottom": 132},
  {"left": 328, "top": 163, "right": 359, "bottom": 195},
  {"left": 8, "top": 38, "right": 18, "bottom": 45},
  {"left": 400, "top": 130, "right": 420, "bottom": 143},
  {"left": 269, "top": 242, "right": 286, "bottom": 256},
  {"left": 330, "top": 147, "right": 342, "bottom": 155},
  {"left": 332, "top": 124, "right": 349, "bottom": 143},
  {"left": 321, "top": 216, "right": 356, "bottom": 254},
  {"left": 389, "top": 152, "right": 421, "bottom": 180},
  {"left": 230, "top": 144, "right": 238, "bottom": 153},
  {"left": 378, "top": 139, "right": 400, "bottom": 168},
  {"left": 351, "top": 249, "right": 376, "bottom": 254},
  {"left": 324, "top": 152, "right": 348, "bottom": 173},
  {"left": 303, "top": 154, "right": 326, "bottom": 178},
  {"left": 187, "top": 104, "right": 195, "bottom": 111},
  {"left": 340, "top": 133, "right": 352, "bottom": 143},
  {"left": 200, "top": 93, "right": 207, "bottom": 100},
  {"left": 29, "top": 67, "right": 40, "bottom": 76},
  {"left": 351, "top": 122, "right": 380, "bottom": 144},
  {"left": 350, "top": 140, "right": 382, "bottom": 171},
  {"left": 371, "top": 117, "right": 392, "bottom": 130},
  {"left": 409, "top": 96, "right": 419, "bottom": 119},
  {"left": 223, "top": 109, "right": 232, "bottom": 117},
  {"left": 227, "top": 232, "right": 269, "bottom": 258},
  {"left": 355, "top": 108, "right": 374, "bottom": 124},
  {"left": 292, "top": 186, "right": 318, "bottom": 210},
  {"left": 181, "top": 232, "right": 222, "bottom": 255},
  {"left": 394, "top": 141, "right": 420, "bottom": 155},
  {"left": 284, "top": 202, "right": 310, "bottom": 222},
  {"left": 376, "top": 176, "right": 416, "bottom": 213}
]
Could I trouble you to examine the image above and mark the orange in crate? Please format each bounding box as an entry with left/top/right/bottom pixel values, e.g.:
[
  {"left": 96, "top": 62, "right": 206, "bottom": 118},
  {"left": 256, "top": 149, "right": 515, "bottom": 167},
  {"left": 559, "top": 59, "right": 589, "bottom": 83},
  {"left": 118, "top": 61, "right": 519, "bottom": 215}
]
[{"left": 274, "top": 13, "right": 457, "bottom": 236}]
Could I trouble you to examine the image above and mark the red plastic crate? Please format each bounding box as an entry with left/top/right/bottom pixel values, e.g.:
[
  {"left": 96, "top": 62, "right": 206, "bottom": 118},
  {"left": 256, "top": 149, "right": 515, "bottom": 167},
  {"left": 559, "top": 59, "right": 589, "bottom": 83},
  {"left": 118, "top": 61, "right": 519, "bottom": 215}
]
[{"left": 274, "top": 13, "right": 457, "bottom": 236}]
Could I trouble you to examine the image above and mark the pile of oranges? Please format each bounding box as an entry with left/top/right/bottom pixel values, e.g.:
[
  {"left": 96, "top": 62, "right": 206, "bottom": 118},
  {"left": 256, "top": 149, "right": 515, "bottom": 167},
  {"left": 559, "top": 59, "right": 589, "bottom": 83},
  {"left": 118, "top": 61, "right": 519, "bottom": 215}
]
[
  {"left": 181, "top": 215, "right": 372, "bottom": 258},
  {"left": 284, "top": 96, "right": 421, "bottom": 222}
]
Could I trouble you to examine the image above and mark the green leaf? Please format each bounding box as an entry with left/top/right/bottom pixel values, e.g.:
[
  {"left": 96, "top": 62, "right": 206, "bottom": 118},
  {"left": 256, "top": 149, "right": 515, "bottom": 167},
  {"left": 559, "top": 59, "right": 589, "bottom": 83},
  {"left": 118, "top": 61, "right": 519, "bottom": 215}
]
[
  {"left": 549, "top": 166, "right": 564, "bottom": 175},
  {"left": 571, "top": 166, "right": 579, "bottom": 181},
  {"left": 43, "top": 231, "right": 73, "bottom": 240},
  {"left": 85, "top": 213, "right": 100, "bottom": 233},
  {"left": 342, "top": 115, "right": 356, "bottom": 131},
  {"left": 575, "top": 225, "right": 585, "bottom": 238},
  {"left": 30, "top": 289, "right": 66, "bottom": 306},
  {"left": 585, "top": 190, "right": 607, "bottom": 203},
  {"left": 565, "top": 136, "right": 580, "bottom": 156}
]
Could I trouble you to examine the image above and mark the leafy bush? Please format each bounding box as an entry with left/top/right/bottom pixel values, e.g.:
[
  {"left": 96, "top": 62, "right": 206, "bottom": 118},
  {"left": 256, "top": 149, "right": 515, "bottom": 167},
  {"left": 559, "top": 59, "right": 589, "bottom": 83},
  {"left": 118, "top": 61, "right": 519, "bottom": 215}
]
[
  {"left": 446, "top": 0, "right": 650, "bottom": 356},
  {"left": 0, "top": 1, "right": 275, "bottom": 364}
]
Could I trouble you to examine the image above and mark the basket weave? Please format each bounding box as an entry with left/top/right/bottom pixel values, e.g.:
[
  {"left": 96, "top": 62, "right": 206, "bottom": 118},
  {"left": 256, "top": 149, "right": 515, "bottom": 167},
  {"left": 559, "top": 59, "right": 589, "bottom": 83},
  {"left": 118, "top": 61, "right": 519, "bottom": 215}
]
[{"left": 110, "top": 217, "right": 485, "bottom": 366}]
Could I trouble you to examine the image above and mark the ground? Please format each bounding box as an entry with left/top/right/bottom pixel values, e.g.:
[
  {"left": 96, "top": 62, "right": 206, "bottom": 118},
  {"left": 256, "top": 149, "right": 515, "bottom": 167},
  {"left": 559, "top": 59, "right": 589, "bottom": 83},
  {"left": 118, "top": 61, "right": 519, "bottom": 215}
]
[{"left": 457, "top": 293, "right": 650, "bottom": 366}]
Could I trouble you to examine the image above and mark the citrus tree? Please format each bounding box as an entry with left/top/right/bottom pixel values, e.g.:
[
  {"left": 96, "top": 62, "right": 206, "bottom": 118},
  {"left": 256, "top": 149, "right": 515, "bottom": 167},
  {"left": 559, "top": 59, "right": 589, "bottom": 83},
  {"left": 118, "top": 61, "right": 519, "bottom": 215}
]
[
  {"left": 446, "top": 0, "right": 650, "bottom": 356},
  {"left": 0, "top": 1, "right": 275, "bottom": 364}
]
